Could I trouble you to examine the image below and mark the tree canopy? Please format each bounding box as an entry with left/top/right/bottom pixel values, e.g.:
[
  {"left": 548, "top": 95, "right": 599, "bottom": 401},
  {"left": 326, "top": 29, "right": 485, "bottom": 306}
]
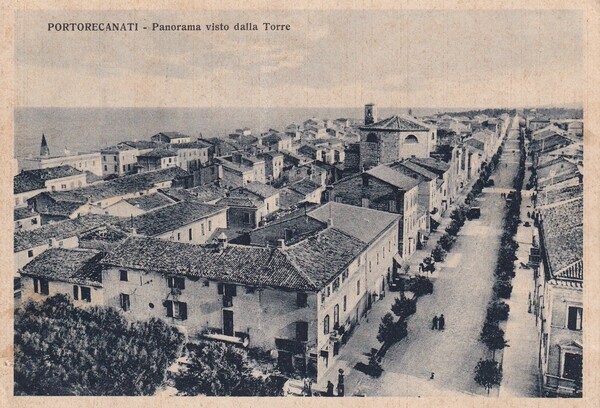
[{"left": 14, "top": 295, "right": 184, "bottom": 396}]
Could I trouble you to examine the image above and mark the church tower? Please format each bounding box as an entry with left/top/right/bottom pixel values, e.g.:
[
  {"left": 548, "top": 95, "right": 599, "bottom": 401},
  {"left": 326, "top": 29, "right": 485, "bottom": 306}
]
[
  {"left": 364, "top": 103, "right": 377, "bottom": 125},
  {"left": 40, "top": 134, "right": 50, "bottom": 157}
]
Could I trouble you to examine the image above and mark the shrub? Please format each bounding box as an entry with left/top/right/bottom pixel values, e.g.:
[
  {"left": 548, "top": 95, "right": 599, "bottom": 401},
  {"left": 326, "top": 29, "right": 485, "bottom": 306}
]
[
  {"left": 439, "top": 233, "right": 456, "bottom": 250},
  {"left": 377, "top": 313, "right": 408, "bottom": 345},
  {"left": 431, "top": 244, "right": 447, "bottom": 262},
  {"left": 493, "top": 280, "right": 513, "bottom": 299},
  {"left": 445, "top": 221, "right": 461, "bottom": 237},
  {"left": 409, "top": 276, "right": 434, "bottom": 297},
  {"left": 487, "top": 301, "right": 510, "bottom": 322},
  {"left": 391, "top": 294, "right": 416, "bottom": 318},
  {"left": 174, "top": 341, "right": 283, "bottom": 396},
  {"left": 474, "top": 359, "right": 503, "bottom": 394}
]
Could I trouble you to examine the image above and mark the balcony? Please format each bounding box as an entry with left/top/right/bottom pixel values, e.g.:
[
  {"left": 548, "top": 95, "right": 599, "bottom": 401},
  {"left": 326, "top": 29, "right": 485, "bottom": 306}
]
[
  {"left": 275, "top": 338, "right": 307, "bottom": 354},
  {"left": 201, "top": 327, "right": 250, "bottom": 347}
]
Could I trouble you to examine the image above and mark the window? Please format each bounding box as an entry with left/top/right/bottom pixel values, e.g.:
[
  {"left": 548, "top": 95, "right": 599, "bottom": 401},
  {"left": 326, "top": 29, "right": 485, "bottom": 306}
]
[
  {"left": 33, "top": 278, "right": 49, "bottom": 295},
  {"left": 333, "top": 304, "right": 340, "bottom": 328},
  {"left": 246, "top": 286, "right": 256, "bottom": 294},
  {"left": 343, "top": 296, "right": 347, "bottom": 312},
  {"left": 361, "top": 198, "right": 369, "bottom": 208},
  {"left": 31, "top": 218, "right": 38, "bottom": 225},
  {"left": 217, "top": 283, "right": 224, "bottom": 295},
  {"left": 80, "top": 287, "right": 91, "bottom": 302},
  {"left": 188, "top": 228, "right": 193, "bottom": 241},
  {"left": 165, "top": 300, "right": 187, "bottom": 320},
  {"left": 103, "top": 156, "right": 107, "bottom": 162},
  {"left": 120, "top": 270, "right": 128, "bottom": 282},
  {"left": 356, "top": 280, "right": 361, "bottom": 295},
  {"left": 51, "top": 185, "right": 56, "bottom": 192},
  {"left": 104, "top": 165, "right": 108, "bottom": 171},
  {"left": 388, "top": 200, "right": 396, "bottom": 212},
  {"left": 208, "top": 220, "right": 212, "bottom": 231},
  {"left": 177, "top": 232, "right": 181, "bottom": 241},
  {"left": 332, "top": 277, "right": 340, "bottom": 293},
  {"left": 405, "top": 135, "right": 419, "bottom": 144},
  {"left": 567, "top": 306, "right": 583, "bottom": 330},
  {"left": 323, "top": 315, "right": 330, "bottom": 335},
  {"left": 27, "top": 250, "right": 34, "bottom": 258},
  {"left": 377, "top": 253, "right": 380, "bottom": 265},
  {"left": 61, "top": 184, "right": 67, "bottom": 190},
  {"left": 201, "top": 224, "right": 205, "bottom": 236},
  {"left": 296, "top": 321, "right": 309, "bottom": 341},
  {"left": 244, "top": 212, "right": 251, "bottom": 224},
  {"left": 114, "top": 165, "right": 117, "bottom": 172},
  {"left": 297, "top": 292, "right": 308, "bottom": 307},
  {"left": 123, "top": 165, "right": 126, "bottom": 172},
  {"left": 563, "top": 352, "right": 583, "bottom": 381},
  {"left": 203, "top": 280, "right": 210, "bottom": 287},
  {"left": 120, "top": 293, "right": 130, "bottom": 311},
  {"left": 167, "top": 276, "right": 185, "bottom": 290},
  {"left": 73, "top": 285, "right": 79, "bottom": 300}
]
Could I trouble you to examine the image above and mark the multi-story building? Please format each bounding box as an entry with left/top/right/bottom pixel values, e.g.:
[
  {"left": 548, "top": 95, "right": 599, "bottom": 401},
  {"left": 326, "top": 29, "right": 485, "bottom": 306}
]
[
  {"left": 328, "top": 164, "right": 419, "bottom": 259},
  {"left": 14, "top": 166, "right": 88, "bottom": 208},
  {"left": 101, "top": 145, "right": 140, "bottom": 177},
  {"left": 151, "top": 132, "right": 192, "bottom": 144},
  {"left": 136, "top": 148, "right": 179, "bottom": 172}
]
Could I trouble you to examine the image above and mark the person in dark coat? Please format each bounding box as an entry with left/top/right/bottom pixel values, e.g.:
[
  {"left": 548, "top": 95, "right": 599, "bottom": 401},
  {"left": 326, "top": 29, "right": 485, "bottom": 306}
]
[
  {"left": 438, "top": 314, "right": 445, "bottom": 330},
  {"left": 431, "top": 315, "right": 439, "bottom": 330},
  {"left": 326, "top": 381, "right": 334, "bottom": 396}
]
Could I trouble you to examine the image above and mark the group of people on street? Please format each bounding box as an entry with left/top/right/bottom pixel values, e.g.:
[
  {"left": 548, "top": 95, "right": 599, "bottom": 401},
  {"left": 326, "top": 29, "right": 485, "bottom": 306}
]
[{"left": 431, "top": 314, "right": 445, "bottom": 330}]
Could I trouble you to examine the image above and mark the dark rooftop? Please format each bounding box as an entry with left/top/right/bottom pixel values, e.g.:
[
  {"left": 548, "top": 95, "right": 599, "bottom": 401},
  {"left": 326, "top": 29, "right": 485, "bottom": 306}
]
[
  {"left": 20, "top": 248, "right": 103, "bottom": 287},
  {"left": 14, "top": 207, "right": 39, "bottom": 221},
  {"left": 101, "top": 236, "right": 316, "bottom": 291},
  {"left": 124, "top": 192, "right": 175, "bottom": 211},
  {"left": 14, "top": 166, "right": 83, "bottom": 194},
  {"left": 138, "top": 148, "right": 178, "bottom": 158},
  {"left": 14, "top": 214, "right": 122, "bottom": 252},
  {"left": 120, "top": 201, "right": 226, "bottom": 236}
]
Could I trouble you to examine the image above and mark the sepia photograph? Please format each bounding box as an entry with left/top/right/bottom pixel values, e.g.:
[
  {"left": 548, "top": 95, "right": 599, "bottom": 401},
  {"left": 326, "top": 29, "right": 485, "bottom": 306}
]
[{"left": 6, "top": 4, "right": 590, "bottom": 401}]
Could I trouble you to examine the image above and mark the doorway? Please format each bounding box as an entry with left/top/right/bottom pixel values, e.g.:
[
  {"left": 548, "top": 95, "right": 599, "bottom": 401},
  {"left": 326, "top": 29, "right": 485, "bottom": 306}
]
[{"left": 223, "top": 310, "right": 234, "bottom": 336}]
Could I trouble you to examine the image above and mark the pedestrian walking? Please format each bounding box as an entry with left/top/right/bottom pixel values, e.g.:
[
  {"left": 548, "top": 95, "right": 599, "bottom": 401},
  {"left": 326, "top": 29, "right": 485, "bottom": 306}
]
[
  {"left": 431, "top": 315, "right": 438, "bottom": 330},
  {"left": 337, "top": 369, "right": 345, "bottom": 397},
  {"left": 438, "top": 314, "right": 445, "bottom": 330},
  {"left": 419, "top": 263, "right": 424, "bottom": 273}
]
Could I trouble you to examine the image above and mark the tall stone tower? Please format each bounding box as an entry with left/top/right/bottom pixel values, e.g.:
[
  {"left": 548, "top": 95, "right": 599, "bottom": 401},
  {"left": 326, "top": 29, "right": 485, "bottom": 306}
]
[
  {"left": 40, "top": 134, "right": 50, "bottom": 157},
  {"left": 364, "top": 103, "right": 377, "bottom": 126}
]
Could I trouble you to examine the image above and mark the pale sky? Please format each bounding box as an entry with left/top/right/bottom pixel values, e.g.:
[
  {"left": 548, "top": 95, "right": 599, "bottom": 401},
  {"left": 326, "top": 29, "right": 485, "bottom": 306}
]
[{"left": 16, "top": 9, "right": 583, "bottom": 108}]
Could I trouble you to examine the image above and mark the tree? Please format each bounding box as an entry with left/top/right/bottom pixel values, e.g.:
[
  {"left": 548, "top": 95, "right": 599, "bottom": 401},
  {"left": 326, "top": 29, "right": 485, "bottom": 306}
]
[
  {"left": 474, "top": 359, "right": 503, "bottom": 395},
  {"left": 480, "top": 321, "right": 509, "bottom": 360},
  {"left": 377, "top": 313, "right": 408, "bottom": 346},
  {"left": 493, "top": 279, "right": 513, "bottom": 299},
  {"left": 409, "top": 275, "right": 434, "bottom": 297},
  {"left": 391, "top": 294, "right": 416, "bottom": 318},
  {"left": 174, "top": 342, "right": 283, "bottom": 396},
  {"left": 439, "top": 232, "right": 457, "bottom": 250},
  {"left": 431, "top": 244, "right": 447, "bottom": 262},
  {"left": 486, "top": 301, "right": 510, "bottom": 322},
  {"left": 14, "top": 295, "right": 185, "bottom": 396}
]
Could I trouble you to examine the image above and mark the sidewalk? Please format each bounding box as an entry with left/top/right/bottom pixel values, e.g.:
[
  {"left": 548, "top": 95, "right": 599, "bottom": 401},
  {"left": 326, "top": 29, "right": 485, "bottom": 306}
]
[{"left": 498, "top": 147, "right": 541, "bottom": 397}]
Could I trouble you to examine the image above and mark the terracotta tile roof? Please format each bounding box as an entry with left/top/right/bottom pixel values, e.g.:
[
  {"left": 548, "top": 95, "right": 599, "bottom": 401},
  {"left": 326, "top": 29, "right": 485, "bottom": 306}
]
[
  {"left": 308, "top": 202, "right": 400, "bottom": 245},
  {"left": 14, "top": 214, "right": 122, "bottom": 252},
  {"left": 288, "top": 179, "right": 322, "bottom": 196},
  {"left": 160, "top": 185, "right": 227, "bottom": 204},
  {"left": 408, "top": 157, "right": 451, "bottom": 174},
  {"left": 100, "top": 236, "right": 316, "bottom": 291},
  {"left": 14, "top": 166, "right": 83, "bottom": 194},
  {"left": 101, "top": 144, "right": 137, "bottom": 153},
  {"left": 20, "top": 248, "right": 103, "bottom": 287},
  {"left": 37, "top": 167, "right": 189, "bottom": 203},
  {"left": 244, "top": 214, "right": 326, "bottom": 246},
  {"left": 537, "top": 184, "right": 583, "bottom": 207},
  {"left": 366, "top": 165, "right": 420, "bottom": 190},
  {"left": 37, "top": 200, "right": 86, "bottom": 217},
  {"left": 540, "top": 197, "right": 583, "bottom": 275},
  {"left": 118, "top": 201, "right": 226, "bottom": 236},
  {"left": 284, "top": 228, "right": 365, "bottom": 288},
  {"left": 14, "top": 207, "right": 38, "bottom": 221},
  {"left": 361, "top": 115, "right": 430, "bottom": 131},
  {"left": 241, "top": 182, "right": 279, "bottom": 199},
  {"left": 278, "top": 188, "right": 305, "bottom": 210},
  {"left": 217, "top": 196, "right": 259, "bottom": 208},
  {"left": 465, "top": 138, "right": 486, "bottom": 152},
  {"left": 118, "top": 140, "right": 162, "bottom": 150},
  {"left": 137, "top": 148, "right": 178, "bottom": 158},
  {"left": 529, "top": 134, "right": 573, "bottom": 153},
  {"left": 124, "top": 192, "right": 175, "bottom": 211},
  {"left": 392, "top": 161, "right": 438, "bottom": 181}
]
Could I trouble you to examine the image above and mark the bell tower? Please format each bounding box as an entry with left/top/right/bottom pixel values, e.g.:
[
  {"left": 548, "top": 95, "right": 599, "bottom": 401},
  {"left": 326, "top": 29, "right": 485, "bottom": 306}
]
[
  {"left": 40, "top": 134, "right": 50, "bottom": 157},
  {"left": 364, "top": 103, "right": 377, "bottom": 126}
]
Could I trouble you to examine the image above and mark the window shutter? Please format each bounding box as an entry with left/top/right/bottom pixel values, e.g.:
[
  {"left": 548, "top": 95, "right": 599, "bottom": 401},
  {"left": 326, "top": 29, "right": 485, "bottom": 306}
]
[
  {"left": 167, "top": 277, "right": 173, "bottom": 288},
  {"left": 179, "top": 278, "right": 185, "bottom": 290},
  {"left": 73, "top": 285, "right": 79, "bottom": 300},
  {"left": 568, "top": 307, "right": 578, "bottom": 330},
  {"left": 165, "top": 300, "right": 173, "bottom": 317},
  {"left": 179, "top": 302, "right": 188, "bottom": 320},
  {"left": 217, "top": 283, "right": 224, "bottom": 295},
  {"left": 231, "top": 284, "right": 237, "bottom": 297},
  {"left": 33, "top": 278, "right": 39, "bottom": 293}
]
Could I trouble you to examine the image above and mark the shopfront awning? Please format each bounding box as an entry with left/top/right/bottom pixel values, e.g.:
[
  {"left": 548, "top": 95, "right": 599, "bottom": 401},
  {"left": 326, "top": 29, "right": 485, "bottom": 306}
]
[{"left": 393, "top": 253, "right": 403, "bottom": 266}]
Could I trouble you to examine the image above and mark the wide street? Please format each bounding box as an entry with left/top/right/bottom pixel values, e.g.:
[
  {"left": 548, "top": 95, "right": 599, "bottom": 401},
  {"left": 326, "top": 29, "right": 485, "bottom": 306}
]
[{"left": 334, "top": 118, "right": 523, "bottom": 397}]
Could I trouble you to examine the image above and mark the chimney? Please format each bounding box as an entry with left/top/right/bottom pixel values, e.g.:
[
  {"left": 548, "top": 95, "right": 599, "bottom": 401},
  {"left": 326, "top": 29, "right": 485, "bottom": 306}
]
[
  {"left": 327, "top": 218, "right": 333, "bottom": 228},
  {"left": 217, "top": 232, "right": 228, "bottom": 252}
]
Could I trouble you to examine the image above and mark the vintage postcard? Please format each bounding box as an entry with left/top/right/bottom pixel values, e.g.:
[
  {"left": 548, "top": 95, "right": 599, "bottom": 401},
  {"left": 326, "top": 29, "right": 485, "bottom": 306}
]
[{"left": 1, "top": 1, "right": 598, "bottom": 407}]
